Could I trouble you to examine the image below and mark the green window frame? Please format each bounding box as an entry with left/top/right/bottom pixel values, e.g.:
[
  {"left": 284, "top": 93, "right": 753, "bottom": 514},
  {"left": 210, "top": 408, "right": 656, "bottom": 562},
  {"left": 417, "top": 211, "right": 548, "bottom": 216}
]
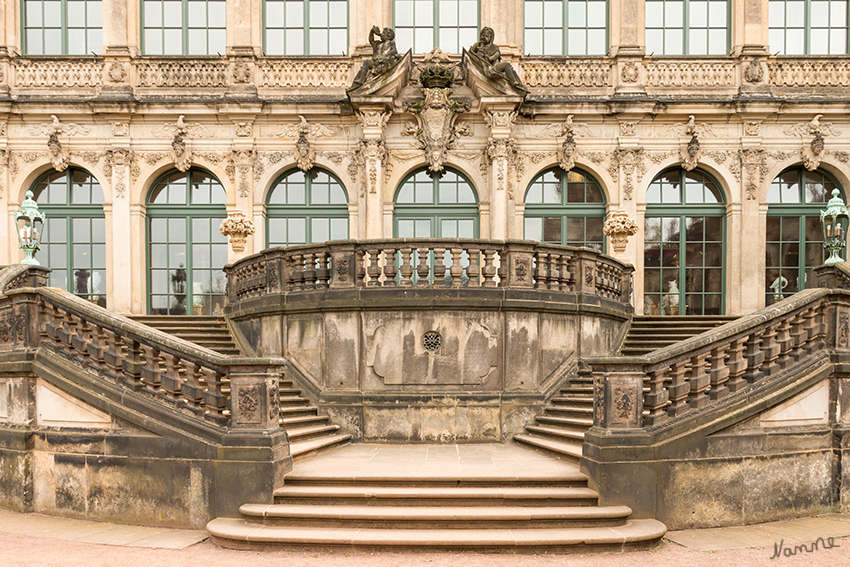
[
  {"left": 769, "top": 0, "right": 849, "bottom": 54},
  {"left": 31, "top": 168, "right": 107, "bottom": 306},
  {"left": 22, "top": 0, "right": 103, "bottom": 55},
  {"left": 393, "top": 168, "right": 479, "bottom": 238},
  {"left": 393, "top": 0, "right": 479, "bottom": 54},
  {"left": 146, "top": 168, "right": 228, "bottom": 316},
  {"left": 645, "top": 0, "right": 729, "bottom": 55},
  {"left": 523, "top": 0, "right": 608, "bottom": 56},
  {"left": 765, "top": 167, "right": 844, "bottom": 305},
  {"left": 264, "top": 0, "right": 349, "bottom": 55},
  {"left": 523, "top": 167, "right": 606, "bottom": 251},
  {"left": 644, "top": 169, "right": 726, "bottom": 316},
  {"left": 141, "top": 0, "right": 226, "bottom": 55},
  {"left": 266, "top": 169, "right": 350, "bottom": 247}
]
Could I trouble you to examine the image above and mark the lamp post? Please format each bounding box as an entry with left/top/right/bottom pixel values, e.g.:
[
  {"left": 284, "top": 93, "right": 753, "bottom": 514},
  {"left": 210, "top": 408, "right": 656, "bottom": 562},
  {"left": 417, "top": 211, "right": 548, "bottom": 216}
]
[
  {"left": 821, "top": 189, "right": 850, "bottom": 265},
  {"left": 12, "top": 190, "right": 45, "bottom": 266}
]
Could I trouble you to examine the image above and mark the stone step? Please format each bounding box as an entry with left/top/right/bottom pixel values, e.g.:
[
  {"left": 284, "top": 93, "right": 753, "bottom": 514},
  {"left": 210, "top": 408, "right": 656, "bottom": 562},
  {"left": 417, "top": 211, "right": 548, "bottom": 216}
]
[
  {"left": 514, "top": 434, "right": 583, "bottom": 463},
  {"left": 207, "top": 518, "right": 668, "bottom": 552},
  {"left": 545, "top": 406, "right": 593, "bottom": 419},
  {"left": 536, "top": 415, "right": 593, "bottom": 429},
  {"left": 282, "top": 415, "right": 331, "bottom": 428},
  {"left": 279, "top": 396, "right": 311, "bottom": 407},
  {"left": 237, "top": 504, "right": 633, "bottom": 529},
  {"left": 526, "top": 425, "right": 586, "bottom": 443},
  {"left": 279, "top": 405, "right": 321, "bottom": 417},
  {"left": 551, "top": 396, "right": 593, "bottom": 405},
  {"left": 286, "top": 424, "right": 341, "bottom": 442},
  {"left": 273, "top": 485, "right": 599, "bottom": 507},
  {"left": 289, "top": 434, "right": 352, "bottom": 460},
  {"left": 282, "top": 473, "right": 589, "bottom": 489}
]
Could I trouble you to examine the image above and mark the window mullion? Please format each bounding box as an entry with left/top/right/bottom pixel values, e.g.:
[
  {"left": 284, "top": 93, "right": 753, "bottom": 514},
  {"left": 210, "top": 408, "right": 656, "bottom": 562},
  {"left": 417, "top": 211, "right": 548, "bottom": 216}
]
[
  {"left": 183, "top": 0, "right": 189, "bottom": 55},
  {"left": 304, "top": 0, "right": 310, "bottom": 55},
  {"left": 683, "top": 0, "right": 689, "bottom": 55},
  {"left": 434, "top": 0, "right": 440, "bottom": 54}
]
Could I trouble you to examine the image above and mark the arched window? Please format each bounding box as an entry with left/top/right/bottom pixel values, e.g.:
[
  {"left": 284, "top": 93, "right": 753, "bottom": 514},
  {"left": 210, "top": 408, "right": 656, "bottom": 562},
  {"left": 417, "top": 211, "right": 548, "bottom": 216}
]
[
  {"left": 266, "top": 169, "right": 349, "bottom": 247},
  {"left": 32, "top": 168, "right": 106, "bottom": 306},
  {"left": 394, "top": 168, "right": 479, "bottom": 238},
  {"left": 146, "top": 169, "right": 228, "bottom": 316},
  {"left": 645, "top": 0, "right": 729, "bottom": 55},
  {"left": 524, "top": 168, "right": 606, "bottom": 251},
  {"left": 766, "top": 167, "right": 844, "bottom": 305},
  {"left": 524, "top": 0, "right": 607, "bottom": 55},
  {"left": 394, "top": 0, "right": 479, "bottom": 54},
  {"left": 264, "top": 0, "right": 348, "bottom": 55},
  {"left": 644, "top": 169, "right": 725, "bottom": 316}
]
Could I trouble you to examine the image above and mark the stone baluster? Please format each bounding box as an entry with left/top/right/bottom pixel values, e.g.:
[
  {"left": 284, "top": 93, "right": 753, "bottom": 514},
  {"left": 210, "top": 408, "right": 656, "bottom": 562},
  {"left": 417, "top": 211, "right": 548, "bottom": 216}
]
[
  {"left": 103, "top": 330, "right": 125, "bottom": 384},
  {"left": 687, "top": 352, "right": 710, "bottom": 409},
  {"left": 551, "top": 253, "right": 563, "bottom": 290},
  {"left": 760, "top": 323, "right": 780, "bottom": 378},
  {"left": 59, "top": 312, "right": 78, "bottom": 351},
  {"left": 466, "top": 248, "right": 481, "bottom": 287},
  {"left": 122, "top": 338, "right": 144, "bottom": 392},
  {"left": 202, "top": 368, "right": 229, "bottom": 426},
  {"left": 775, "top": 318, "right": 794, "bottom": 370},
  {"left": 290, "top": 253, "right": 304, "bottom": 291},
  {"left": 535, "top": 252, "right": 549, "bottom": 289},
  {"left": 558, "top": 254, "right": 571, "bottom": 291},
  {"left": 416, "top": 247, "right": 431, "bottom": 285},
  {"left": 450, "top": 248, "right": 464, "bottom": 287},
  {"left": 72, "top": 318, "right": 93, "bottom": 366},
  {"left": 789, "top": 313, "right": 807, "bottom": 362},
  {"left": 161, "top": 353, "right": 185, "bottom": 407},
  {"left": 315, "top": 251, "right": 330, "bottom": 289},
  {"left": 37, "top": 302, "right": 54, "bottom": 348},
  {"left": 644, "top": 366, "right": 670, "bottom": 426},
  {"left": 382, "top": 247, "right": 398, "bottom": 286},
  {"left": 141, "top": 346, "right": 163, "bottom": 398},
  {"left": 741, "top": 333, "right": 765, "bottom": 385},
  {"left": 399, "top": 248, "right": 414, "bottom": 286},
  {"left": 716, "top": 338, "right": 743, "bottom": 397},
  {"left": 356, "top": 249, "right": 367, "bottom": 286},
  {"left": 366, "top": 248, "right": 382, "bottom": 286},
  {"left": 302, "top": 252, "right": 317, "bottom": 290},
  {"left": 87, "top": 324, "right": 109, "bottom": 372},
  {"left": 181, "top": 362, "right": 205, "bottom": 416},
  {"left": 434, "top": 247, "right": 447, "bottom": 285},
  {"left": 482, "top": 248, "right": 498, "bottom": 287},
  {"left": 814, "top": 301, "right": 828, "bottom": 350},
  {"left": 666, "top": 360, "right": 691, "bottom": 417},
  {"left": 802, "top": 305, "right": 819, "bottom": 356}
]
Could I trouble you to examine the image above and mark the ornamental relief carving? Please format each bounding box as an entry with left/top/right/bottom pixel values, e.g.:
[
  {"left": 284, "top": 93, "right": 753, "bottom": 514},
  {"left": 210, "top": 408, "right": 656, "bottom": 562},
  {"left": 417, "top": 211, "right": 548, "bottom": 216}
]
[
  {"left": 402, "top": 86, "right": 471, "bottom": 172},
  {"left": 609, "top": 148, "right": 645, "bottom": 200},
  {"left": 520, "top": 60, "right": 610, "bottom": 87},
  {"left": 784, "top": 115, "right": 840, "bottom": 171},
  {"left": 137, "top": 60, "right": 227, "bottom": 88},
  {"left": 15, "top": 59, "right": 103, "bottom": 88}
]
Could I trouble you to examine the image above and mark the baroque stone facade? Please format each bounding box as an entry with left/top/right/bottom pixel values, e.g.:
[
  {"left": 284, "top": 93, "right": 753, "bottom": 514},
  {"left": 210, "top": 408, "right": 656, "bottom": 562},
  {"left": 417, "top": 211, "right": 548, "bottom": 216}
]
[{"left": 0, "top": 0, "right": 848, "bottom": 318}]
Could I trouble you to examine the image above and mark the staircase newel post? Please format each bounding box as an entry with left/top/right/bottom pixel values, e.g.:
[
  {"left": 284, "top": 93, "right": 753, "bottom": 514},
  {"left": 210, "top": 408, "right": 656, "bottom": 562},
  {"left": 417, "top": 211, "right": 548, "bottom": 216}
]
[
  {"left": 575, "top": 249, "right": 597, "bottom": 296},
  {"left": 598, "top": 371, "right": 644, "bottom": 428},
  {"left": 328, "top": 241, "right": 356, "bottom": 289},
  {"left": 227, "top": 361, "right": 283, "bottom": 431}
]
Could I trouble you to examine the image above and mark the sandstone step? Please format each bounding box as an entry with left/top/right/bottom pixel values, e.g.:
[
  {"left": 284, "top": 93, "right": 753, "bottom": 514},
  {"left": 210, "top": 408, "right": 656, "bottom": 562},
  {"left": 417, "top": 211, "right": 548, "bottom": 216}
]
[
  {"left": 514, "top": 434, "right": 583, "bottom": 462},
  {"left": 286, "top": 424, "right": 342, "bottom": 442},
  {"left": 207, "top": 518, "right": 667, "bottom": 552},
  {"left": 282, "top": 473, "right": 589, "bottom": 488},
  {"left": 272, "top": 485, "right": 600, "bottom": 507},
  {"left": 282, "top": 415, "right": 330, "bottom": 428},
  {"left": 290, "top": 434, "right": 352, "bottom": 460},
  {"left": 551, "top": 396, "right": 593, "bottom": 405},
  {"left": 536, "top": 415, "right": 593, "bottom": 428},
  {"left": 525, "top": 425, "right": 586, "bottom": 443},
  {"left": 237, "top": 503, "right": 633, "bottom": 529},
  {"left": 545, "top": 406, "right": 593, "bottom": 419},
  {"left": 280, "top": 405, "right": 321, "bottom": 417}
]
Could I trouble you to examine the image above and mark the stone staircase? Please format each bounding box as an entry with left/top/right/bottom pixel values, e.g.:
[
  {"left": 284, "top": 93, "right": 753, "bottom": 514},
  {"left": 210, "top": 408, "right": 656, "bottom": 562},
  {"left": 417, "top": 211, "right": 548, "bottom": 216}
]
[
  {"left": 620, "top": 315, "right": 738, "bottom": 356},
  {"left": 206, "top": 444, "right": 666, "bottom": 551},
  {"left": 130, "top": 316, "right": 242, "bottom": 356},
  {"left": 514, "top": 315, "right": 737, "bottom": 461},
  {"left": 130, "top": 315, "right": 350, "bottom": 459}
]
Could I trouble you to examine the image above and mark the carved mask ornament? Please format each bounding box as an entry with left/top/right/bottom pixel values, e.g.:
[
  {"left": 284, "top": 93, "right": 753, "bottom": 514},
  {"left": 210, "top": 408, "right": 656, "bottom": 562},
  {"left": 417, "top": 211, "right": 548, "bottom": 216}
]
[{"left": 404, "top": 77, "right": 471, "bottom": 172}]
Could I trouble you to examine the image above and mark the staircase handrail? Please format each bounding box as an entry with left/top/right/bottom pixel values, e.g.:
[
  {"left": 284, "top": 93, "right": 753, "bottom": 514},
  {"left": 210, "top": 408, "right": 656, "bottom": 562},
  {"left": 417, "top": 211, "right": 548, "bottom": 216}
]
[
  {"left": 1, "top": 268, "right": 286, "bottom": 430},
  {"left": 584, "top": 287, "right": 831, "bottom": 429},
  {"left": 225, "top": 238, "right": 633, "bottom": 305}
]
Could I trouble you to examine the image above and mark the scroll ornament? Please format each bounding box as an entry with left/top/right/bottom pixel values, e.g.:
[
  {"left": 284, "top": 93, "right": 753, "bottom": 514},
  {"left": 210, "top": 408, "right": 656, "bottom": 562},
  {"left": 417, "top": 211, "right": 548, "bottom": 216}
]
[
  {"left": 219, "top": 211, "right": 256, "bottom": 253},
  {"left": 603, "top": 211, "right": 639, "bottom": 255}
]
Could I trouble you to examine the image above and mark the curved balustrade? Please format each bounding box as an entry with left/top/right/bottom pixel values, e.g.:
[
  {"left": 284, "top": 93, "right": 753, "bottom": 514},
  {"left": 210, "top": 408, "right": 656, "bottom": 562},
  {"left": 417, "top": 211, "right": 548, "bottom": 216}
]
[{"left": 226, "top": 239, "right": 633, "bottom": 306}]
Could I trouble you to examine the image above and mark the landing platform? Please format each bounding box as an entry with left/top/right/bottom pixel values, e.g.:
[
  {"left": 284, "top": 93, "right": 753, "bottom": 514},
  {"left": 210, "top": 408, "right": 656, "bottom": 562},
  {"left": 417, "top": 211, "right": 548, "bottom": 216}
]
[{"left": 288, "top": 443, "right": 585, "bottom": 482}]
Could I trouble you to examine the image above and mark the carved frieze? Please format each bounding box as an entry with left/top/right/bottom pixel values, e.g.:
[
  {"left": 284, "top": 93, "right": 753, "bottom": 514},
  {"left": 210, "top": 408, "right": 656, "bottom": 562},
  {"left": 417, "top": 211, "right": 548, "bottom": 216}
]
[
  {"left": 15, "top": 59, "right": 103, "bottom": 88},
  {"left": 258, "top": 60, "right": 352, "bottom": 88},
  {"left": 769, "top": 59, "right": 850, "bottom": 87},
  {"left": 520, "top": 60, "right": 610, "bottom": 87},
  {"left": 0, "top": 313, "right": 25, "bottom": 344},
  {"left": 609, "top": 148, "right": 645, "bottom": 200},
  {"left": 137, "top": 60, "right": 227, "bottom": 88},
  {"left": 645, "top": 61, "right": 735, "bottom": 87}
]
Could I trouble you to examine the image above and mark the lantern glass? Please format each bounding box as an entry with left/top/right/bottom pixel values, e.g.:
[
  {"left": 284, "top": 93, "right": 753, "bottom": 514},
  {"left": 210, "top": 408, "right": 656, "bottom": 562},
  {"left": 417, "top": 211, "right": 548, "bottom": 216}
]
[{"left": 821, "top": 189, "right": 850, "bottom": 265}]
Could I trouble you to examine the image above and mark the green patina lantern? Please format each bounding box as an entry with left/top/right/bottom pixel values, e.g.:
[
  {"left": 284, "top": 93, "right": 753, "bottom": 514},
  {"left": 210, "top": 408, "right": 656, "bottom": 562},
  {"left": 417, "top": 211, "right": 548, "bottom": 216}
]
[
  {"left": 821, "top": 189, "right": 850, "bottom": 265},
  {"left": 12, "top": 190, "right": 45, "bottom": 266}
]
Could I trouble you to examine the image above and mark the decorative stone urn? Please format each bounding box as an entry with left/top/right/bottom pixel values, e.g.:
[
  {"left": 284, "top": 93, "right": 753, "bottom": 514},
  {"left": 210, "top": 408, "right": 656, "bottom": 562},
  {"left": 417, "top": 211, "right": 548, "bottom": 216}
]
[
  {"left": 603, "top": 210, "right": 639, "bottom": 257},
  {"left": 220, "top": 210, "right": 256, "bottom": 254}
]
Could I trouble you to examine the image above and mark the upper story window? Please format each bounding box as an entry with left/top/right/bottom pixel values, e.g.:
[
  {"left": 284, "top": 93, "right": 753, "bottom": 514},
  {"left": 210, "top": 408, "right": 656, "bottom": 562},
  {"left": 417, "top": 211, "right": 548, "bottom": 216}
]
[
  {"left": 142, "top": 0, "right": 226, "bottom": 55},
  {"left": 24, "top": 0, "right": 103, "bottom": 55},
  {"left": 394, "top": 0, "right": 479, "bottom": 54},
  {"left": 524, "top": 0, "right": 607, "bottom": 56},
  {"left": 645, "top": 0, "right": 729, "bottom": 55},
  {"left": 769, "top": 0, "right": 848, "bottom": 54},
  {"left": 265, "top": 0, "right": 349, "bottom": 55}
]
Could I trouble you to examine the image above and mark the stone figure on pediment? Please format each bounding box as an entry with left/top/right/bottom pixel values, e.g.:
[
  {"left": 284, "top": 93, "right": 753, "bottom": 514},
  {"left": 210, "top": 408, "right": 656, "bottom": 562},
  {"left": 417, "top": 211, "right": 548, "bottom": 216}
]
[
  {"left": 351, "top": 26, "right": 400, "bottom": 89},
  {"left": 468, "top": 27, "right": 527, "bottom": 94}
]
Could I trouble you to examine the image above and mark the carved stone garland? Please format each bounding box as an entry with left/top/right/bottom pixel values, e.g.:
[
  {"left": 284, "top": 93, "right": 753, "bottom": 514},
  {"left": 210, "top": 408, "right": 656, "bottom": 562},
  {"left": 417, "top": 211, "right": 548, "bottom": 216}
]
[
  {"left": 603, "top": 211, "right": 639, "bottom": 256},
  {"left": 220, "top": 210, "right": 256, "bottom": 253}
]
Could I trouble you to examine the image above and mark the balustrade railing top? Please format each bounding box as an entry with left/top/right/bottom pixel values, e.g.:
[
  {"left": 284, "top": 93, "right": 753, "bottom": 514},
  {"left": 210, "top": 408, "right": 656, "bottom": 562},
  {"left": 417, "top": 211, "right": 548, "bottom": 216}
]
[{"left": 225, "top": 238, "right": 633, "bottom": 306}]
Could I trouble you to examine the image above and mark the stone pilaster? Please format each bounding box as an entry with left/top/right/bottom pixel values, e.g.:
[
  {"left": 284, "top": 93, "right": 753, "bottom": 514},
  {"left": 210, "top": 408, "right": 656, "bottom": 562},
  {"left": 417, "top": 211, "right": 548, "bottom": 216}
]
[
  {"left": 107, "top": 138, "right": 133, "bottom": 314},
  {"left": 735, "top": 0, "right": 769, "bottom": 56},
  {"left": 230, "top": 145, "right": 256, "bottom": 260},
  {"left": 227, "top": 0, "right": 261, "bottom": 55},
  {"left": 100, "top": 0, "right": 132, "bottom": 99},
  {"left": 611, "top": 0, "right": 645, "bottom": 56},
  {"left": 483, "top": 105, "right": 518, "bottom": 240},
  {"left": 355, "top": 107, "right": 391, "bottom": 239}
]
